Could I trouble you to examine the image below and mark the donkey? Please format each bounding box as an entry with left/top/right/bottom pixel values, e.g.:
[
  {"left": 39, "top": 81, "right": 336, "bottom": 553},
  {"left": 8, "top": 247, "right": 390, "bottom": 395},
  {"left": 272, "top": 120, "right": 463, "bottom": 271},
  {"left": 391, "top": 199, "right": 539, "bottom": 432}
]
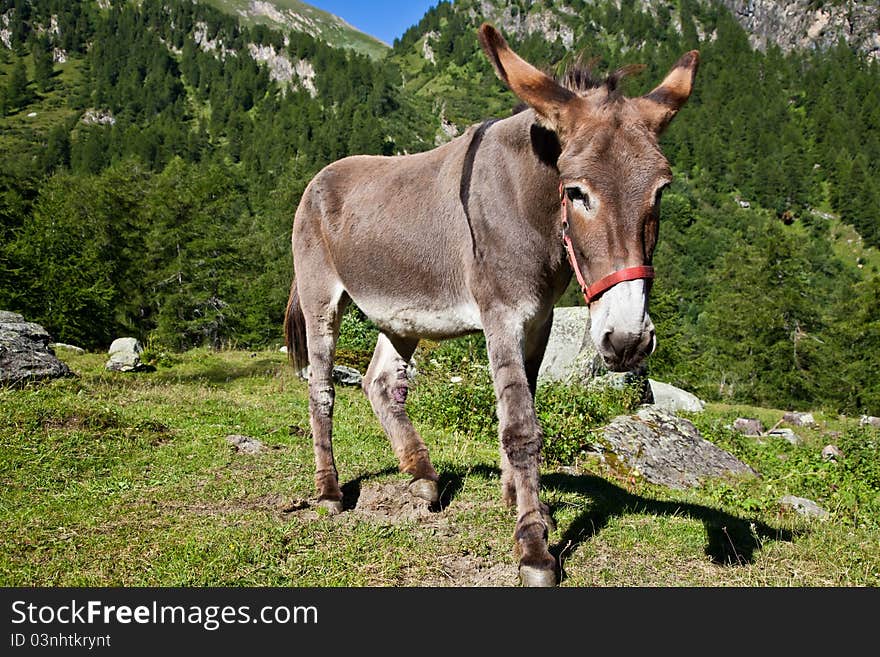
[{"left": 285, "top": 23, "right": 699, "bottom": 586}]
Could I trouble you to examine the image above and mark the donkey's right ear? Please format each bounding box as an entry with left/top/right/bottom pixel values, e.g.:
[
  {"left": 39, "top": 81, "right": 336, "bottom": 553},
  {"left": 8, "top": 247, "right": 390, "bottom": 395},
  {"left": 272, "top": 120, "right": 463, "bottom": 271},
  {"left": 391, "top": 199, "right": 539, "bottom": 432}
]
[{"left": 478, "top": 23, "right": 576, "bottom": 131}]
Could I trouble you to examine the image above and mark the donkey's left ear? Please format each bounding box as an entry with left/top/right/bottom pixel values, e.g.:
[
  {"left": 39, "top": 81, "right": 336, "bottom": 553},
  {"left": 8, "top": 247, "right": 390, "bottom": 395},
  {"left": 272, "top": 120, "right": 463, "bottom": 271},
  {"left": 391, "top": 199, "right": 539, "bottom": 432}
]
[{"left": 636, "top": 50, "right": 700, "bottom": 134}]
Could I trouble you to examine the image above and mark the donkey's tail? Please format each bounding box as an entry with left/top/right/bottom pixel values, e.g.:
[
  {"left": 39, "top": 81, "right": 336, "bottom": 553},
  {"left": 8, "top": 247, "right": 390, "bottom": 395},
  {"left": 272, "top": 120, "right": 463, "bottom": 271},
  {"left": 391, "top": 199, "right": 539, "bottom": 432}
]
[{"left": 284, "top": 281, "right": 309, "bottom": 372}]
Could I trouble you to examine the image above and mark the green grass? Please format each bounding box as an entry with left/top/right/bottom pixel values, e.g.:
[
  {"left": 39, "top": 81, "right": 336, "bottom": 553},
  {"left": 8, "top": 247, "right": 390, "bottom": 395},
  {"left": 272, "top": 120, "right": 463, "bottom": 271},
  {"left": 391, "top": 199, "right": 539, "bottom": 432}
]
[{"left": 1, "top": 348, "right": 877, "bottom": 586}]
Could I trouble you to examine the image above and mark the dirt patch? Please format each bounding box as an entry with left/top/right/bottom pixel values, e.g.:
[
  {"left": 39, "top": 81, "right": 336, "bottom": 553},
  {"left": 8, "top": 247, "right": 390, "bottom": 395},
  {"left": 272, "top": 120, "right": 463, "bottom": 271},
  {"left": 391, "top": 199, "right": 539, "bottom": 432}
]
[
  {"left": 285, "top": 480, "right": 519, "bottom": 586},
  {"left": 353, "top": 481, "right": 435, "bottom": 523},
  {"left": 422, "top": 553, "right": 518, "bottom": 587}
]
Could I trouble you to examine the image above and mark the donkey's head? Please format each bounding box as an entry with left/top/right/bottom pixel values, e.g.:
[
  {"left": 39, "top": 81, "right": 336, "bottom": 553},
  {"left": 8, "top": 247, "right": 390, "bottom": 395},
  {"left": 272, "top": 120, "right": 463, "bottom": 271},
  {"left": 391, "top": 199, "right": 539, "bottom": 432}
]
[{"left": 479, "top": 24, "right": 699, "bottom": 372}]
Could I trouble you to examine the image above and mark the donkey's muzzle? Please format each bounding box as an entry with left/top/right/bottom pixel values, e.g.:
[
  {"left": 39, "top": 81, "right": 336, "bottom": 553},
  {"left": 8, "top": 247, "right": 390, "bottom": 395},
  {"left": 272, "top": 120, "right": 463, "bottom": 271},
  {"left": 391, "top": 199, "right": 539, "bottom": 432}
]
[{"left": 597, "top": 323, "right": 656, "bottom": 373}]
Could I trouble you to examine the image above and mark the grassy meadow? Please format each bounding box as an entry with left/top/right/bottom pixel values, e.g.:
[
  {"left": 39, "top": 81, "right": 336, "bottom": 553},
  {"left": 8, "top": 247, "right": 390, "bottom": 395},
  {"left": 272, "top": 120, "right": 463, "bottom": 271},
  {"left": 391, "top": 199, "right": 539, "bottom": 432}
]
[{"left": 1, "top": 346, "right": 878, "bottom": 587}]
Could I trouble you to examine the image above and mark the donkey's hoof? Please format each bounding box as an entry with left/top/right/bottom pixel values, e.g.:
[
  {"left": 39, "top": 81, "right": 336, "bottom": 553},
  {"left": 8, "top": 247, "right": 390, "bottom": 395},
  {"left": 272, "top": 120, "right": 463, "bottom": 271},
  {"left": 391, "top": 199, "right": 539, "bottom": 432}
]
[
  {"left": 317, "top": 498, "right": 343, "bottom": 515},
  {"left": 519, "top": 565, "right": 557, "bottom": 587},
  {"left": 408, "top": 478, "right": 439, "bottom": 503}
]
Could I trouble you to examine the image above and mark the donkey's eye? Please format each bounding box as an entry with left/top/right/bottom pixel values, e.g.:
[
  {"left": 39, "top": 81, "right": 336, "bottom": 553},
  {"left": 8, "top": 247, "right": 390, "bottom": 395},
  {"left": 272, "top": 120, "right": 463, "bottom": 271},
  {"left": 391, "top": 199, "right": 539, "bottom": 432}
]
[{"left": 565, "top": 186, "right": 591, "bottom": 211}]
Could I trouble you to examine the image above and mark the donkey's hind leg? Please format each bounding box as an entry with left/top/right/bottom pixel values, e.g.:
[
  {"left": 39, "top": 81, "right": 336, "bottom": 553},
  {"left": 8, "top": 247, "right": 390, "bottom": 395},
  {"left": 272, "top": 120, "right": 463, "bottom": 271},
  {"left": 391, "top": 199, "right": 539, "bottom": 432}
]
[
  {"left": 303, "top": 288, "right": 350, "bottom": 514},
  {"left": 363, "top": 333, "right": 439, "bottom": 503}
]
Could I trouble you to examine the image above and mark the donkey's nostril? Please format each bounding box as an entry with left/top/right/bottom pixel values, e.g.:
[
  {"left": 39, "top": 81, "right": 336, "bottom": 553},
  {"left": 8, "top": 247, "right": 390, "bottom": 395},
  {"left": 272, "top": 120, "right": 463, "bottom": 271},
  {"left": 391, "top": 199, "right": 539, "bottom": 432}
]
[{"left": 599, "top": 328, "right": 615, "bottom": 354}]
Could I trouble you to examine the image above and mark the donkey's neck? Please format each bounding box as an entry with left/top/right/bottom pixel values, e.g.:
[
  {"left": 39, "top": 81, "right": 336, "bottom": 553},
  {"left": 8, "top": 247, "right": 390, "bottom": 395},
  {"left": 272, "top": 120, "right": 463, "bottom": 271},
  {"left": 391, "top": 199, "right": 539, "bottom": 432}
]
[
  {"left": 482, "top": 108, "right": 564, "bottom": 234},
  {"left": 464, "top": 108, "right": 572, "bottom": 310}
]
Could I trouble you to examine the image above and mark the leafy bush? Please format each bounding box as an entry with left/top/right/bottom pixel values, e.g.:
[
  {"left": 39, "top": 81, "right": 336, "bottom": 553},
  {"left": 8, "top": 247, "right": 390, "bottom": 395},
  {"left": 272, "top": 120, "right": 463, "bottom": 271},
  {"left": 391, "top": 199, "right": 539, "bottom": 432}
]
[
  {"left": 689, "top": 415, "right": 880, "bottom": 529},
  {"left": 537, "top": 382, "right": 643, "bottom": 464},
  {"left": 409, "top": 348, "right": 643, "bottom": 463},
  {"left": 337, "top": 307, "right": 379, "bottom": 353},
  {"left": 409, "top": 357, "right": 497, "bottom": 439}
]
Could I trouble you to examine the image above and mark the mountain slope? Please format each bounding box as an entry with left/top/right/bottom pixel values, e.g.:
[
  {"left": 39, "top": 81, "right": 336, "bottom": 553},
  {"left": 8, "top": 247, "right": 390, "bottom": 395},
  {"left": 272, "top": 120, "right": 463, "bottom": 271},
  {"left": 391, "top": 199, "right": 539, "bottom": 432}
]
[
  {"left": 718, "top": 0, "right": 880, "bottom": 60},
  {"left": 198, "top": 0, "right": 390, "bottom": 59}
]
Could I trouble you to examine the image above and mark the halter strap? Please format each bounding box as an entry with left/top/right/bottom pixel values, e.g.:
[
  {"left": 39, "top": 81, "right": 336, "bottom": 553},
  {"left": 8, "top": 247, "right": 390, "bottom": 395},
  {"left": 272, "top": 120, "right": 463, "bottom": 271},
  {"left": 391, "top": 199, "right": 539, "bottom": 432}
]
[{"left": 559, "top": 183, "right": 655, "bottom": 305}]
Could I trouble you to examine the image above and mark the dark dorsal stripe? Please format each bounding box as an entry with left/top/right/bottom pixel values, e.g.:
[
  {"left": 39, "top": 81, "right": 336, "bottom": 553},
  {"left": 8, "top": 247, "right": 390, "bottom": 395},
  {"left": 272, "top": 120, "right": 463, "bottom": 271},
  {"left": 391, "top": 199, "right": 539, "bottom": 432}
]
[{"left": 459, "top": 118, "right": 499, "bottom": 260}]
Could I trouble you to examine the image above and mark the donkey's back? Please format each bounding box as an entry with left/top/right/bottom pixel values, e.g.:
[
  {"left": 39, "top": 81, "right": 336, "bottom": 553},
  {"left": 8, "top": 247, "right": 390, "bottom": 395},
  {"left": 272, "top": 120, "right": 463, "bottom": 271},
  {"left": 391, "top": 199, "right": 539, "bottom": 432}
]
[{"left": 292, "top": 126, "right": 486, "bottom": 341}]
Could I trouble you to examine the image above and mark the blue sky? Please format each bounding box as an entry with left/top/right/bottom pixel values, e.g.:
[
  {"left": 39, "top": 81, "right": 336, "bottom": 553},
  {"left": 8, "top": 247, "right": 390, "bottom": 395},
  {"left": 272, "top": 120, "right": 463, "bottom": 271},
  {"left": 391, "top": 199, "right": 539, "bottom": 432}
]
[{"left": 308, "top": 1, "right": 442, "bottom": 46}]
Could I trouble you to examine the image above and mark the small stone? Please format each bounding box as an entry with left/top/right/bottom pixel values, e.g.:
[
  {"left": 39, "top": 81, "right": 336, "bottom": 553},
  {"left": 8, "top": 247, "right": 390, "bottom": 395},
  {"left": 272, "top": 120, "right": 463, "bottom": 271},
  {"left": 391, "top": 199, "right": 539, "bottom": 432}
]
[
  {"left": 332, "top": 365, "right": 362, "bottom": 386},
  {"left": 767, "top": 428, "right": 804, "bottom": 446},
  {"left": 296, "top": 365, "right": 363, "bottom": 386},
  {"left": 780, "top": 495, "right": 828, "bottom": 519},
  {"left": 859, "top": 415, "right": 880, "bottom": 429},
  {"left": 52, "top": 343, "right": 85, "bottom": 354},
  {"left": 648, "top": 379, "right": 705, "bottom": 413},
  {"left": 449, "top": 376, "right": 463, "bottom": 383},
  {"left": 821, "top": 445, "right": 842, "bottom": 462},
  {"left": 783, "top": 411, "right": 816, "bottom": 427},
  {"left": 733, "top": 417, "right": 764, "bottom": 436},
  {"left": 105, "top": 337, "right": 145, "bottom": 372},
  {"left": 226, "top": 434, "right": 264, "bottom": 454}
]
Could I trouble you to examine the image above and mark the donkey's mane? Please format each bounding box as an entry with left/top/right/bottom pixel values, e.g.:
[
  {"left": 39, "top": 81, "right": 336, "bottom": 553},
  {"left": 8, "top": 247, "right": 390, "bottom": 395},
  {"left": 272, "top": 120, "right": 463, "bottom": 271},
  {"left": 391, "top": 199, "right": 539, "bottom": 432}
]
[
  {"left": 560, "top": 62, "right": 646, "bottom": 100},
  {"left": 511, "top": 61, "right": 646, "bottom": 115}
]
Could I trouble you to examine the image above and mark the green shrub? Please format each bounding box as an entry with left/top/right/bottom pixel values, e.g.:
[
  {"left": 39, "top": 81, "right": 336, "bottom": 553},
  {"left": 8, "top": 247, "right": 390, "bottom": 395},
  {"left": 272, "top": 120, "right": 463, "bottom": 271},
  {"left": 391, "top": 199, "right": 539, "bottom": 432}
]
[
  {"left": 409, "top": 358, "right": 497, "bottom": 440},
  {"left": 537, "top": 382, "right": 643, "bottom": 464}
]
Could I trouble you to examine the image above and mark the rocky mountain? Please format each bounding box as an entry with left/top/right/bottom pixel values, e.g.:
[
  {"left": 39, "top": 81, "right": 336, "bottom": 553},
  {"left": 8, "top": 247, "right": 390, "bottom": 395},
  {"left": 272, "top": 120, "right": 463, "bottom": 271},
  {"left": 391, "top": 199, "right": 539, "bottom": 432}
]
[
  {"left": 197, "top": 0, "right": 389, "bottom": 59},
  {"left": 409, "top": 1, "right": 879, "bottom": 61},
  {"left": 718, "top": 0, "right": 880, "bottom": 60}
]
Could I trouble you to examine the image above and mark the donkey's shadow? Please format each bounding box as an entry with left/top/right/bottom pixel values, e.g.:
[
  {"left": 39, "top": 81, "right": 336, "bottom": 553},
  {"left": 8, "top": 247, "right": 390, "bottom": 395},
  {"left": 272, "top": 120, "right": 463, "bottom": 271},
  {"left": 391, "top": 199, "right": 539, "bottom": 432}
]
[
  {"left": 342, "top": 464, "right": 797, "bottom": 581},
  {"left": 425, "top": 465, "right": 797, "bottom": 581},
  {"left": 541, "top": 472, "right": 796, "bottom": 578}
]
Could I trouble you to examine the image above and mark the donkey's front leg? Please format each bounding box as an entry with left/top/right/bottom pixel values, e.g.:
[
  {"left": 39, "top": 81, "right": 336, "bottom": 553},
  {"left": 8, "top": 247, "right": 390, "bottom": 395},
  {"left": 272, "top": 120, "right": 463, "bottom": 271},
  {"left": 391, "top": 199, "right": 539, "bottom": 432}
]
[{"left": 484, "top": 316, "right": 556, "bottom": 587}]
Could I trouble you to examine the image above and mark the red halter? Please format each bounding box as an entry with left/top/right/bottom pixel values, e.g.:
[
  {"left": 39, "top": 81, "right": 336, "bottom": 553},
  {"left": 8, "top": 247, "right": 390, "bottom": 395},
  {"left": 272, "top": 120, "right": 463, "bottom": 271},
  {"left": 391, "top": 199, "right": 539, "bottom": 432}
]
[{"left": 560, "top": 183, "right": 655, "bottom": 305}]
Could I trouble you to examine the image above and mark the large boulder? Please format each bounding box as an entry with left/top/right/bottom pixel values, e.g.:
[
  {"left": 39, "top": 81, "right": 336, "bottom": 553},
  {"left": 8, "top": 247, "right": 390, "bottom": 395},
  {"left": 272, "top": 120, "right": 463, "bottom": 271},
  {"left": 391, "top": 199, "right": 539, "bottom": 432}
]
[
  {"left": 594, "top": 407, "right": 758, "bottom": 489},
  {"left": 105, "top": 337, "right": 146, "bottom": 372},
  {"left": 537, "top": 307, "right": 708, "bottom": 407},
  {"left": 536, "top": 307, "right": 599, "bottom": 385},
  {"left": 0, "top": 311, "right": 71, "bottom": 385}
]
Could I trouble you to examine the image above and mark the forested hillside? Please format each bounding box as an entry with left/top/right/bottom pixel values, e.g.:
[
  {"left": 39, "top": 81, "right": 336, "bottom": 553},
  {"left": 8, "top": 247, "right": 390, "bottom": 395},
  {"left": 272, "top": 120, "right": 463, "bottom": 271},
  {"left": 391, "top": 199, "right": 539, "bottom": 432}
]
[{"left": 1, "top": 0, "right": 879, "bottom": 415}]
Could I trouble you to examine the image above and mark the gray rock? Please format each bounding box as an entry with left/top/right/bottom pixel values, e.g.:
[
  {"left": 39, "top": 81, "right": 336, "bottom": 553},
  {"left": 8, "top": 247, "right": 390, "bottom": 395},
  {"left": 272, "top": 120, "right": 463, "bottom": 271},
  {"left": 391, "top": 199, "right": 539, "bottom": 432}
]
[
  {"left": 648, "top": 379, "right": 705, "bottom": 413},
  {"left": 0, "top": 311, "right": 71, "bottom": 385},
  {"left": 332, "top": 365, "right": 362, "bottom": 386},
  {"left": 297, "top": 364, "right": 363, "bottom": 387},
  {"left": 821, "top": 445, "right": 842, "bottom": 462},
  {"left": 767, "top": 428, "right": 804, "bottom": 446},
  {"left": 733, "top": 417, "right": 764, "bottom": 436},
  {"left": 226, "top": 434, "right": 264, "bottom": 454},
  {"left": 783, "top": 411, "right": 815, "bottom": 427},
  {"left": 779, "top": 495, "right": 828, "bottom": 519},
  {"left": 859, "top": 415, "right": 880, "bottom": 429},
  {"left": 105, "top": 337, "right": 145, "bottom": 372},
  {"left": 595, "top": 407, "right": 758, "bottom": 489},
  {"left": 536, "top": 307, "right": 598, "bottom": 385}
]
